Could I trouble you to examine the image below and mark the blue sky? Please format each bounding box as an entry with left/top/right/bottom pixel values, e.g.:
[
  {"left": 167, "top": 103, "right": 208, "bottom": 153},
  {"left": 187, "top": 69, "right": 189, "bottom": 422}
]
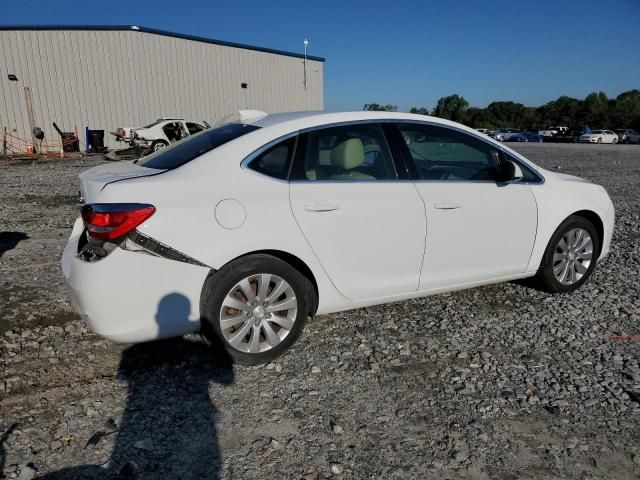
[{"left": 2, "top": 0, "right": 639, "bottom": 111}]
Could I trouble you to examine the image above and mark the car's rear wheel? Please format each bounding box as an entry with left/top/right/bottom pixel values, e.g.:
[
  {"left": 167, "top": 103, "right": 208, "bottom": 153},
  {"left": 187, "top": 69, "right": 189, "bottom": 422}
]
[
  {"left": 201, "top": 254, "right": 314, "bottom": 365},
  {"left": 612, "top": 138, "right": 618, "bottom": 144},
  {"left": 533, "top": 215, "right": 600, "bottom": 293},
  {"left": 152, "top": 140, "right": 169, "bottom": 152}
]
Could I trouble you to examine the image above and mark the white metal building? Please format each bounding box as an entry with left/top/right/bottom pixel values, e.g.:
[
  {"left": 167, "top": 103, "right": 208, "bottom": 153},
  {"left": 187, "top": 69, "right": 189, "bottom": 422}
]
[{"left": 0, "top": 25, "right": 324, "bottom": 150}]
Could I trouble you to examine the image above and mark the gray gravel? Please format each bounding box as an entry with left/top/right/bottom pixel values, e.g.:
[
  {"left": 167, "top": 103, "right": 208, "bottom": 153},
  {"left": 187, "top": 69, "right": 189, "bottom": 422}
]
[{"left": 1, "top": 144, "right": 639, "bottom": 479}]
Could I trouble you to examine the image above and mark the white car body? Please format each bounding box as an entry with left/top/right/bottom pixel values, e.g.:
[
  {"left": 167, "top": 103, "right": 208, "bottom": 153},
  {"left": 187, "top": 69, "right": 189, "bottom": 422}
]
[
  {"left": 62, "top": 111, "right": 615, "bottom": 345},
  {"left": 579, "top": 130, "right": 619, "bottom": 144}
]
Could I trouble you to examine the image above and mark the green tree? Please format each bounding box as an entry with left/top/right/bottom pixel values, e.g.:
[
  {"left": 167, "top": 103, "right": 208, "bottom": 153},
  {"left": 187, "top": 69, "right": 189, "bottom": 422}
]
[
  {"left": 582, "top": 92, "right": 609, "bottom": 128},
  {"left": 537, "top": 96, "right": 581, "bottom": 127},
  {"left": 363, "top": 103, "right": 397, "bottom": 112},
  {"left": 409, "top": 107, "right": 430, "bottom": 115},
  {"left": 486, "top": 101, "right": 525, "bottom": 128},
  {"left": 432, "top": 94, "right": 469, "bottom": 122},
  {"left": 610, "top": 90, "right": 640, "bottom": 130},
  {"left": 464, "top": 107, "right": 497, "bottom": 129}
]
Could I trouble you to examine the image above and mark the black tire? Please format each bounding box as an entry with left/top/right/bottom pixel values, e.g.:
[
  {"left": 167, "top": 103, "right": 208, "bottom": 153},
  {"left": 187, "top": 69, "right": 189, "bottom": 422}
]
[
  {"left": 201, "top": 254, "right": 314, "bottom": 365},
  {"left": 532, "top": 215, "right": 600, "bottom": 293},
  {"left": 612, "top": 138, "right": 618, "bottom": 144},
  {"left": 151, "top": 139, "right": 169, "bottom": 152},
  {"left": 597, "top": 137, "right": 602, "bottom": 144}
]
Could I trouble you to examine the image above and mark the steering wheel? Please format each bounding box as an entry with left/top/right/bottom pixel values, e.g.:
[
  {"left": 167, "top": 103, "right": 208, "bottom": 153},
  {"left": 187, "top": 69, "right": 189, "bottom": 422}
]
[{"left": 469, "top": 166, "right": 497, "bottom": 181}]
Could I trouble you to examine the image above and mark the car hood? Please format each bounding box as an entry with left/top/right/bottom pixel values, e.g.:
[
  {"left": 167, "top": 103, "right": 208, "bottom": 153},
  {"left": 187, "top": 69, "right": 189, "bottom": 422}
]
[
  {"left": 79, "top": 161, "right": 165, "bottom": 203},
  {"left": 548, "top": 172, "right": 591, "bottom": 184}
]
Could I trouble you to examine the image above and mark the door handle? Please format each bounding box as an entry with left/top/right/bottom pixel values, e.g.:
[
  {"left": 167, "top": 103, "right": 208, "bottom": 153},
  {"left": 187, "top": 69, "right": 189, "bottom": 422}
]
[
  {"left": 434, "top": 202, "right": 461, "bottom": 210},
  {"left": 305, "top": 203, "right": 339, "bottom": 212}
]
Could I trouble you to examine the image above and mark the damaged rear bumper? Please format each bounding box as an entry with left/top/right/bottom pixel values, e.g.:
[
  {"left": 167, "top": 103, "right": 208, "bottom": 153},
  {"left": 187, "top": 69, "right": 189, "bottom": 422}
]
[{"left": 61, "top": 218, "right": 211, "bottom": 343}]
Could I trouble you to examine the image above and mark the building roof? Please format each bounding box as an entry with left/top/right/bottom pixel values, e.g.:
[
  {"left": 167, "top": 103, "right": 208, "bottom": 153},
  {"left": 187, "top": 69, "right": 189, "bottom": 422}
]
[{"left": 0, "top": 24, "right": 325, "bottom": 62}]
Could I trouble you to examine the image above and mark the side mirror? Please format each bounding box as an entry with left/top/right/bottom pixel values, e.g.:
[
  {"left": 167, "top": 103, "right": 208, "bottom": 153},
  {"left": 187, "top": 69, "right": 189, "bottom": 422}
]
[
  {"left": 497, "top": 160, "right": 523, "bottom": 182},
  {"left": 511, "top": 161, "right": 524, "bottom": 181}
]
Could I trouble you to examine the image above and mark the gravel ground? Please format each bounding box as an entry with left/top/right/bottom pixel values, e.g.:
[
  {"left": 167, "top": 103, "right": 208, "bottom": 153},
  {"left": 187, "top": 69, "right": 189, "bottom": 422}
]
[{"left": 1, "top": 144, "right": 639, "bottom": 479}]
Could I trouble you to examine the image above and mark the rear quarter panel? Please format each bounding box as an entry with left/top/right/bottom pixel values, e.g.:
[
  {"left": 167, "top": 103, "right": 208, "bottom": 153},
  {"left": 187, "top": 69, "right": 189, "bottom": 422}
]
[{"left": 95, "top": 132, "right": 349, "bottom": 315}]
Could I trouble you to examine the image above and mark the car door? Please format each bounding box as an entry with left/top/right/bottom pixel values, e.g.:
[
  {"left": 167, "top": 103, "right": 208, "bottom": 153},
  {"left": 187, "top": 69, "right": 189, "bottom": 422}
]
[
  {"left": 391, "top": 123, "right": 538, "bottom": 290},
  {"left": 289, "top": 122, "right": 426, "bottom": 300}
]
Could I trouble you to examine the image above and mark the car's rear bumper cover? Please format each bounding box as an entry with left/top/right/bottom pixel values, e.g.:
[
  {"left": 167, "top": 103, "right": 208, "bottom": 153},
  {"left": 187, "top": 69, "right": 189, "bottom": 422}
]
[{"left": 61, "top": 218, "right": 211, "bottom": 343}]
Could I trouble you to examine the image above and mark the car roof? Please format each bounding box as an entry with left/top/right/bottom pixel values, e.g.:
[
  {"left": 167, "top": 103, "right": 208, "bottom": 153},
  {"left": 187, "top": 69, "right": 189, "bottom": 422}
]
[
  {"left": 248, "top": 110, "right": 484, "bottom": 134},
  {"left": 237, "top": 110, "right": 539, "bottom": 170}
]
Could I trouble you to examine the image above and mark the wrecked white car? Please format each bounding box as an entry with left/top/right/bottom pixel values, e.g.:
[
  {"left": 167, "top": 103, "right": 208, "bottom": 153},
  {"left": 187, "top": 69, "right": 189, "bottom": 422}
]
[{"left": 111, "top": 118, "right": 210, "bottom": 152}]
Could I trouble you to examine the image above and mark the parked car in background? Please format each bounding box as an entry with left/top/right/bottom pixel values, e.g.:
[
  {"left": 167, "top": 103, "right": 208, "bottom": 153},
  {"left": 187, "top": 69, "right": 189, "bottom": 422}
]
[
  {"left": 493, "top": 128, "right": 521, "bottom": 142},
  {"left": 543, "top": 126, "right": 589, "bottom": 143},
  {"left": 539, "top": 126, "right": 570, "bottom": 140},
  {"left": 570, "top": 126, "right": 591, "bottom": 142},
  {"left": 614, "top": 129, "right": 640, "bottom": 144},
  {"left": 579, "top": 130, "right": 619, "bottom": 144},
  {"left": 507, "top": 131, "right": 544, "bottom": 142},
  {"left": 62, "top": 110, "right": 614, "bottom": 364},
  {"left": 111, "top": 118, "right": 210, "bottom": 152},
  {"left": 476, "top": 128, "right": 489, "bottom": 135}
]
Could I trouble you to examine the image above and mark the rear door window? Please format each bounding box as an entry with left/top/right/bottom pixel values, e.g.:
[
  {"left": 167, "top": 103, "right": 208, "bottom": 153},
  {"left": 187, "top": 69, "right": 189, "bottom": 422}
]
[
  {"left": 291, "top": 123, "right": 396, "bottom": 181},
  {"left": 137, "top": 123, "right": 259, "bottom": 170}
]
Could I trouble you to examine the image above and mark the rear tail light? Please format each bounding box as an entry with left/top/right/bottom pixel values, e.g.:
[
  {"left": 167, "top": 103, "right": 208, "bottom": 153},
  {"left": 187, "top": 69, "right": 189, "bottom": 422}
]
[{"left": 81, "top": 203, "right": 155, "bottom": 241}]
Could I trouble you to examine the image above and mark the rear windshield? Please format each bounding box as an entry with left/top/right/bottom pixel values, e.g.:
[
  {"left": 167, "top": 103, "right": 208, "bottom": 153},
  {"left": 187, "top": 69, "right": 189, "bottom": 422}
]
[{"left": 136, "top": 123, "right": 260, "bottom": 170}]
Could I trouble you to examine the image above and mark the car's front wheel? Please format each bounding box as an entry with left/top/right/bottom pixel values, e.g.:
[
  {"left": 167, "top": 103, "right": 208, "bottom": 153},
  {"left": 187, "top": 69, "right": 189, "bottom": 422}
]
[
  {"left": 533, "top": 215, "right": 600, "bottom": 293},
  {"left": 201, "top": 254, "right": 315, "bottom": 365}
]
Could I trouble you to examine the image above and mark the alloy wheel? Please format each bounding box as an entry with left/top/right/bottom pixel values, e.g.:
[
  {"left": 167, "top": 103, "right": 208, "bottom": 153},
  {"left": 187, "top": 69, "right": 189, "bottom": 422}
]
[
  {"left": 552, "top": 228, "right": 593, "bottom": 285},
  {"left": 219, "top": 273, "right": 298, "bottom": 353}
]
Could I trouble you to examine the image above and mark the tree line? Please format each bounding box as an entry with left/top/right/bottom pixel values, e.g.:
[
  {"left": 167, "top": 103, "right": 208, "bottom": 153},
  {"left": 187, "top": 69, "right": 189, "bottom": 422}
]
[{"left": 363, "top": 90, "right": 640, "bottom": 131}]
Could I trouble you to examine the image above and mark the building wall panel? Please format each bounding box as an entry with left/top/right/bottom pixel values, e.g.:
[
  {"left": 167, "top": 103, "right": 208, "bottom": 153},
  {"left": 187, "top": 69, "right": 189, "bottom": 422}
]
[{"left": 0, "top": 28, "right": 324, "bottom": 151}]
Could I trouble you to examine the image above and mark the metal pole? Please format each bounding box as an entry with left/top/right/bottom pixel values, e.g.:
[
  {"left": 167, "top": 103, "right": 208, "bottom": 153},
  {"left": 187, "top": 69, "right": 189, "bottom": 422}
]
[
  {"left": 303, "top": 38, "right": 308, "bottom": 91},
  {"left": 24, "top": 87, "right": 37, "bottom": 149}
]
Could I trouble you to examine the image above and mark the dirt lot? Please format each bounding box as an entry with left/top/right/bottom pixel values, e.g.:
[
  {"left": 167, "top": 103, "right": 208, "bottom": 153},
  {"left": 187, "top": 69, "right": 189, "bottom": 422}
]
[{"left": 1, "top": 143, "right": 639, "bottom": 479}]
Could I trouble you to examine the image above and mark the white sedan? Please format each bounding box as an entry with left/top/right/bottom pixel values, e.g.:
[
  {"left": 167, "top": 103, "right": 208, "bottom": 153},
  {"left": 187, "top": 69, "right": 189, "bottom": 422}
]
[
  {"left": 579, "top": 130, "right": 619, "bottom": 144},
  {"left": 62, "top": 111, "right": 615, "bottom": 364}
]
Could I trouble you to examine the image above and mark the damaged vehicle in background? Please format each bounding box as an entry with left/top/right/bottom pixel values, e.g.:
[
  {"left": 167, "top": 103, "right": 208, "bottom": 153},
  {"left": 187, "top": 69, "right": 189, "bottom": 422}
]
[{"left": 111, "top": 118, "right": 210, "bottom": 153}]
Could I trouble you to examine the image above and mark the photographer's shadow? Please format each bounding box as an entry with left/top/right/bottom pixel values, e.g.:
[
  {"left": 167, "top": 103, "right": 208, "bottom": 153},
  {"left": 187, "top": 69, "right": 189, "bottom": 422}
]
[{"left": 42, "top": 293, "right": 234, "bottom": 479}]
